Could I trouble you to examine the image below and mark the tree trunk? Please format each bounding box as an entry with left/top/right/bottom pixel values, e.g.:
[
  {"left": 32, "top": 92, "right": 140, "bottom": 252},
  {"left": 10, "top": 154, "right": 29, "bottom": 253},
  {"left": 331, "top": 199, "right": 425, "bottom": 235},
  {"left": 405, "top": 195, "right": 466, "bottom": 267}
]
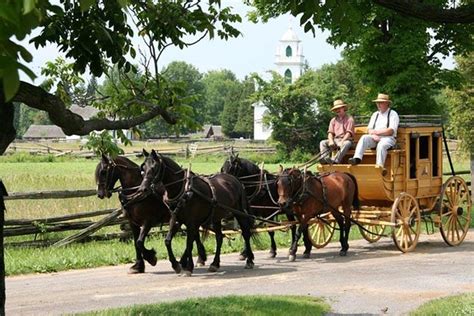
[
  {"left": 0, "top": 93, "right": 17, "bottom": 155},
  {"left": 0, "top": 180, "right": 8, "bottom": 316}
]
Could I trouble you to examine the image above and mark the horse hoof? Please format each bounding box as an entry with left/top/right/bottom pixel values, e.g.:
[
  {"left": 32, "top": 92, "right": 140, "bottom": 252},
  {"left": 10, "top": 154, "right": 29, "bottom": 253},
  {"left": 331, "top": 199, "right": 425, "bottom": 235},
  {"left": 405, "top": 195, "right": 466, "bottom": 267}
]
[
  {"left": 183, "top": 270, "right": 192, "bottom": 277},
  {"left": 339, "top": 250, "right": 347, "bottom": 256},
  {"left": 302, "top": 252, "right": 311, "bottom": 259},
  {"left": 128, "top": 267, "right": 144, "bottom": 274},
  {"left": 288, "top": 255, "right": 296, "bottom": 262},
  {"left": 268, "top": 252, "right": 276, "bottom": 259},
  {"left": 128, "top": 262, "right": 145, "bottom": 274},
  {"left": 147, "top": 256, "right": 157, "bottom": 266},
  {"left": 172, "top": 264, "right": 182, "bottom": 274},
  {"left": 238, "top": 254, "right": 246, "bottom": 261},
  {"left": 244, "top": 262, "right": 254, "bottom": 269},
  {"left": 196, "top": 260, "right": 205, "bottom": 267},
  {"left": 208, "top": 265, "right": 219, "bottom": 273}
]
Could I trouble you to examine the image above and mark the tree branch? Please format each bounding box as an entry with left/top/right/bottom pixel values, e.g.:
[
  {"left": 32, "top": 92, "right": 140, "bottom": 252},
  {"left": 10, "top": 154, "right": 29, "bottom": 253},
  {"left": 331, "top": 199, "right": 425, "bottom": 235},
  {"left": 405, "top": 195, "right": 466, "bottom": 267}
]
[
  {"left": 373, "top": 0, "right": 474, "bottom": 24},
  {"left": 12, "top": 82, "right": 176, "bottom": 136}
]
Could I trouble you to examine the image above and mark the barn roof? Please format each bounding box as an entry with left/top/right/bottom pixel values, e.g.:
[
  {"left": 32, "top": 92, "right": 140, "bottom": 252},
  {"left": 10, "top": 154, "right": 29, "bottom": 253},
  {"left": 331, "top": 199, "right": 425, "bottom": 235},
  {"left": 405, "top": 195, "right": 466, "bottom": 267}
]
[{"left": 23, "top": 125, "right": 67, "bottom": 139}]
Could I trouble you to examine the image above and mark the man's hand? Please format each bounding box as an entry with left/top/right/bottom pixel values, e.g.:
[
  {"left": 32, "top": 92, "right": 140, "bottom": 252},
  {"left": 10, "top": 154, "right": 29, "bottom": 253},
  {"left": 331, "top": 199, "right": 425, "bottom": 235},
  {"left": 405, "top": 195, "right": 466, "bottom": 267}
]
[
  {"left": 371, "top": 135, "right": 381, "bottom": 142},
  {"left": 328, "top": 141, "right": 338, "bottom": 151}
]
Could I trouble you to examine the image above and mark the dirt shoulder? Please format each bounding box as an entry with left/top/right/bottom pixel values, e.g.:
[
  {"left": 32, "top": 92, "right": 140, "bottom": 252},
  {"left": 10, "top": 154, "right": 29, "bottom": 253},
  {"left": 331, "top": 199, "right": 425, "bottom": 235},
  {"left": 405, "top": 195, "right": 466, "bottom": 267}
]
[{"left": 6, "top": 230, "right": 474, "bottom": 315}]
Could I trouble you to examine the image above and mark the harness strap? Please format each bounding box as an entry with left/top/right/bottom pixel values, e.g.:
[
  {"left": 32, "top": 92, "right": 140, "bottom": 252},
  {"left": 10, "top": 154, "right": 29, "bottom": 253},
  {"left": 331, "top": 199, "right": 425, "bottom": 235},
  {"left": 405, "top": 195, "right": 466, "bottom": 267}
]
[
  {"left": 318, "top": 176, "right": 328, "bottom": 211},
  {"left": 372, "top": 109, "right": 391, "bottom": 129}
]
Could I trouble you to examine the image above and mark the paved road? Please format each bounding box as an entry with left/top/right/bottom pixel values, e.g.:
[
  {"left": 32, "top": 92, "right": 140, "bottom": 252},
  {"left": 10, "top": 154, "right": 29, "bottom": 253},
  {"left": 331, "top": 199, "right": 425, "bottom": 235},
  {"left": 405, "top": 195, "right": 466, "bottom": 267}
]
[{"left": 6, "top": 230, "right": 474, "bottom": 315}]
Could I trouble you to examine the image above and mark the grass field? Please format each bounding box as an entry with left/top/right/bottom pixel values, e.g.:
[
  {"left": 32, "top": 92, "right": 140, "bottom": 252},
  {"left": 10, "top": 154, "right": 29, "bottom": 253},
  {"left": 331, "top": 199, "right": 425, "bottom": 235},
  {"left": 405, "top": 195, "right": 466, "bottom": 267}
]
[{"left": 81, "top": 295, "right": 331, "bottom": 316}]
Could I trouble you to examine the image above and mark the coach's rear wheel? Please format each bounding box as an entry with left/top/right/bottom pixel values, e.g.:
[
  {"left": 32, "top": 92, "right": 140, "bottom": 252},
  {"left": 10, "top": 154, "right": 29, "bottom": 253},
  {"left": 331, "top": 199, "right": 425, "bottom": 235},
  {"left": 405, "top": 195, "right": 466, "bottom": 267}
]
[
  {"left": 440, "top": 176, "right": 472, "bottom": 246},
  {"left": 391, "top": 193, "right": 421, "bottom": 253},
  {"left": 359, "top": 224, "right": 385, "bottom": 243},
  {"left": 308, "top": 219, "right": 336, "bottom": 248}
]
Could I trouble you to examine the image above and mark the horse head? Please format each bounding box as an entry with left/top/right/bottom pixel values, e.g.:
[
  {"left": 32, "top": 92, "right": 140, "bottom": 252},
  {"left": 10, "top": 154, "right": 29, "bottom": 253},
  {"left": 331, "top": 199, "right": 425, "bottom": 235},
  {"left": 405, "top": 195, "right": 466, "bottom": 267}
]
[
  {"left": 276, "top": 166, "right": 303, "bottom": 209},
  {"left": 221, "top": 152, "right": 241, "bottom": 176},
  {"left": 95, "top": 153, "right": 119, "bottom": 199},
  {"left": 137, "top": 149, "right": 166, "bottom": 197}
]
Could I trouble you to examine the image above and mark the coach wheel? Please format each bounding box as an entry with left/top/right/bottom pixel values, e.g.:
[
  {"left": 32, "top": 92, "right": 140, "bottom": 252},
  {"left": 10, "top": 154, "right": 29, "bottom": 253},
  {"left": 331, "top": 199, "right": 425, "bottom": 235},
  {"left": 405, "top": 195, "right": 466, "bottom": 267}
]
[
  {"left": 359, "top": 224, "right": 385, "bottom": 243},
  {"left": 391, "top": 193, "right": 421, "bottom": 253},
  {"left": 308, "top": 219, "right": 336, "bottom": 248},
  {"left": 440, "top": 176, "right": 472, "bottom": 246}
]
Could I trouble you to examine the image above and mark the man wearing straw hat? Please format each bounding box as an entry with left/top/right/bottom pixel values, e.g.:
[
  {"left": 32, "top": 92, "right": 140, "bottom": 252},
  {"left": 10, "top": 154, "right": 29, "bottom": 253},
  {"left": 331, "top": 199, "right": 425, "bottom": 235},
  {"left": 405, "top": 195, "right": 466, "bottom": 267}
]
[
  {"left": 348, "top": 93, "right": 399, "bottom": 167},
  {"left": 319, "top": 99, "right": 355, "bottom": 164}
]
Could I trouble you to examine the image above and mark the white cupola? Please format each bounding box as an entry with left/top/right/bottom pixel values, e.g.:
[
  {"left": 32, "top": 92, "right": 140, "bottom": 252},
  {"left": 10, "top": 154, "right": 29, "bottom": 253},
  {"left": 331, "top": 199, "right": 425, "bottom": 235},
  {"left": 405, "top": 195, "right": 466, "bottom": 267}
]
[{"left": 275, "top": 26, "right": 305, "bottom": 83}]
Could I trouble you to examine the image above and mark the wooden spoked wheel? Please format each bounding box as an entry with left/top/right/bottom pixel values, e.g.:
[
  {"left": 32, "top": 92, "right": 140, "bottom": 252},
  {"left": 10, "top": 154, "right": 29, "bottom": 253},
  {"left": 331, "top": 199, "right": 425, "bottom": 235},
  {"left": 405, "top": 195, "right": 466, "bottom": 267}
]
[
  {"left": 439, "top": 176, "right": 472, "bottom": 246},
  {"left": 359, "top": 224, "right": 386, "bottom": 243},
  {"left": 391, "top": 193, "right": 421, "bottom": 253},
  {"left": 308, "top": 219, "right": 336, "bottom": 248}
]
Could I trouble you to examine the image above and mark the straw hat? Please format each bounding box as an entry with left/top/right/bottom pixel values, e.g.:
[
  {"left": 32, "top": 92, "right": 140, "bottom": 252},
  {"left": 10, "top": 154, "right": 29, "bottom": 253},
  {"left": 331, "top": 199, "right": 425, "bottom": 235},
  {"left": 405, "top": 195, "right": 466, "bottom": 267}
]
[
  {"left": 330, "top": 99, "right": 348, "bottom": 111},
  {"left": 372, "top": 93, "right": 392, "bottom": 103}
]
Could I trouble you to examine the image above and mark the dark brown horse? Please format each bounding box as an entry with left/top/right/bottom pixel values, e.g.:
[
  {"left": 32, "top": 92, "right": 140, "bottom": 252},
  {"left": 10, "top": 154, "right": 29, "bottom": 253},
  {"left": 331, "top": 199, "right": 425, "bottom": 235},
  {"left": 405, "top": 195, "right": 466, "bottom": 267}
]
[
  {"left": 136, "top": 149, "right": 255, "bottom": 276},
  {"left": 221, "top": 154, "right": 313, "bottom": 259},
  {"left": 276, "top": 167, "right": 359, "bottom": 260},
  {"left": 95, "top": 154, "right": 206, "bottom": 273}
]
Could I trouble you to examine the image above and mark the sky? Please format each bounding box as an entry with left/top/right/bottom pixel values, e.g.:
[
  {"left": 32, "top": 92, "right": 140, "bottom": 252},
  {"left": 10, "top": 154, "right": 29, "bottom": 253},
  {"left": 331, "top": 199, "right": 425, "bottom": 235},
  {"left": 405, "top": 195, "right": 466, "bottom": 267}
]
[
  {"left": 20, "top": 1, "right": 342, "bottom": 84},
  {"left": 20, "top": 1, "right": 454, "bottom": 84}
]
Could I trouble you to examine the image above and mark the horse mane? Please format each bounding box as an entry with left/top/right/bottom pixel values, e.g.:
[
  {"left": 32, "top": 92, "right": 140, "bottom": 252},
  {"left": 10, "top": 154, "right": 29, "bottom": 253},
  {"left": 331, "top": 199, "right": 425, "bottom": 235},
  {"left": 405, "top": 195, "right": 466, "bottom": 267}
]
[
  {"left": 114, "top": 155, "right": 139, "bottom": 168},
  {"left": 94, "top": 155, "right": 139, "bottom": 183},
  {"left": 239, "top": 158, "right": 261, "bottom": 176},
  {"left": 161, "top": 154, "right": 183, "bottom": 171}
]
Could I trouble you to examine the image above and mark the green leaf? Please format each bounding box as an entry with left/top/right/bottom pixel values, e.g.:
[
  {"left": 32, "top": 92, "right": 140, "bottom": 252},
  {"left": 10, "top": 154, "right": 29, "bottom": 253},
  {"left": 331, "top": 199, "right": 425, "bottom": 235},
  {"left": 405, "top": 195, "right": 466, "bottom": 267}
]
[
  {"left": 79, "top": 0, "right": 95, "bottom": 12},
  {"left": 23, "top": 0, "right": 36, "bottom": 14},
  {"left": 3, "top": 65, "right": 20, "bottom": 101}
]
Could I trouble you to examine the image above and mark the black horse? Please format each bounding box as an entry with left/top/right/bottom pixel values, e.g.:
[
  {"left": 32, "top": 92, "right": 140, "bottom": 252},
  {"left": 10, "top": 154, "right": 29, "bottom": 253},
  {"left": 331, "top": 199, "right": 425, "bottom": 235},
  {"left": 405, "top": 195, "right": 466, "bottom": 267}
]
[
  {"left": 221, "top": 154, "right": 313, "bottom": 259},
  {"left": 95, "top": 154, "right": 207, "bottom": 273},
  {"left": 136, "top": 149, "right": 255, "bottom": 276}
]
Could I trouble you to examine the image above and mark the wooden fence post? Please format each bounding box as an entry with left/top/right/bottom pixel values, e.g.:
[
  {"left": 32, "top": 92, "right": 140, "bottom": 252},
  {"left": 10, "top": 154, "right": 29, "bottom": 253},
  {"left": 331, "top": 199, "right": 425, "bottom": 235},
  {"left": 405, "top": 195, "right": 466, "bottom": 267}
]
[{"left": 0, "top": 179, "right": 8, "bottom": 316}]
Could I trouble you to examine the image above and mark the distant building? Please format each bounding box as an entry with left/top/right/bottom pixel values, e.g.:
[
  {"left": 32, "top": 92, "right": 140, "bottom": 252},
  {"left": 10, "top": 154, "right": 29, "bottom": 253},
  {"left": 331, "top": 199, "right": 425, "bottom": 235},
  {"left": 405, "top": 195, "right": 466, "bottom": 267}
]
[
  {"left": 23, "top": 125, "right": 67, "bottom": 140},
  {"left": 21, "top": 105, "right": 135, "bottom": 141},
  {"left": 203, "top": 125, "right": 223, "bottom": 140},
  {"left": 254, "top": 26, "right": 305, "bottom": 141},
  {"left": 275, "top": 26, "right": 305, "bottom": 83}
]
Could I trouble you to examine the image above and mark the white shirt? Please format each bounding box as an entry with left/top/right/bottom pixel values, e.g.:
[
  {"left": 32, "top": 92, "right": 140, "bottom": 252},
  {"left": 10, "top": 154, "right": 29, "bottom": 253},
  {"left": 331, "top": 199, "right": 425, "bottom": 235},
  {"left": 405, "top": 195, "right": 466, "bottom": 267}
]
[{"left": 367, "top": 108, "right": 399, "bottom": 137}]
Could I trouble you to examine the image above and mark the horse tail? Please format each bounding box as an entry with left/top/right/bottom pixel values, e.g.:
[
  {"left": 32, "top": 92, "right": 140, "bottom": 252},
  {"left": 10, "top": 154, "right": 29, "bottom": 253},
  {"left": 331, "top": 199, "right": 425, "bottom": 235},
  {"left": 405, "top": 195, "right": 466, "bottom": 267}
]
[
  {"left": 345, "top": 173, "right": 360, "bottom": 211},
  {"left": 240, "top": 183, "right": 254, "bottom": 228}
]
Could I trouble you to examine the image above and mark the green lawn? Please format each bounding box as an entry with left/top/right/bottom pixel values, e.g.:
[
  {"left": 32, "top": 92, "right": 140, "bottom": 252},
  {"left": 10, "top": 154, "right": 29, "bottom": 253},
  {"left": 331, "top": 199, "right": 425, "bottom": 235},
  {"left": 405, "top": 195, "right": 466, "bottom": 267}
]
[
  {"left": 410, "top": 293, "right": 474, "bottom": 316},
  {"left": 80, "top": 295, "right": 331, "bottom": 316}
]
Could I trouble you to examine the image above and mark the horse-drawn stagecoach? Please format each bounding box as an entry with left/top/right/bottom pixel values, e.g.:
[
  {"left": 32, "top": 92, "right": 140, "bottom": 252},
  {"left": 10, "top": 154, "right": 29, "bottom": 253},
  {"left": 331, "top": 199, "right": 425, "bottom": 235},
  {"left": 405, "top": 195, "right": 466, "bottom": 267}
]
[
  {"left": 96, "top": 115, "right": 470, "bottom": 274},
  {"left": 313, "top": 115, "right": 471, "bottom": 252}
]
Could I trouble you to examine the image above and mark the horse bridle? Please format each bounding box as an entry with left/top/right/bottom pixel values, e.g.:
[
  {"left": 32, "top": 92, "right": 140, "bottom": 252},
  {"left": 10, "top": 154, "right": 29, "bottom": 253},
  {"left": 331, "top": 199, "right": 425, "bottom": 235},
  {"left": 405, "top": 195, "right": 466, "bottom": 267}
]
[
  {"left": 277, "top": 170, "right": 306, "bottom": 208},
  {"left": 141, "top": 155, "right": 187, "bottom": 203},
  {"left": 102, "top": 159, "right": 144, "bottom": 196}
]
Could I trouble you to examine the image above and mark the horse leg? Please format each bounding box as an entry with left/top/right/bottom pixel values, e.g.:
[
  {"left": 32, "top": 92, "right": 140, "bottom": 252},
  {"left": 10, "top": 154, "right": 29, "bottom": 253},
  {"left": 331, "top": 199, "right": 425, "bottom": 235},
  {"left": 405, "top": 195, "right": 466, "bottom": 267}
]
[
  {"left": 165, "top": 216, "right": 181, "bottom": 274},
  {"left": 334, "top": 213, "right": 347, "bottom": 256},
  {"left": 209, "top": 222, "right": 223, "bottom": 272},
  {"left": 181, "top": 226, "right": 197, "bottom": 276},
  {"left": 139, "top": 223, "right": 157, "bottom": 267},
  {"left": 128, "top": 223, "right": 145, "bottom": 274},
  {"left": 302, "top": 225, "right": 312, "bottom": 259},
  {"left": 341, "top": 208, "right": 352, "bottom": 255},
  {"left": 289, "top": 222, "right": 306, "bottom": 262},
  {"left": 268, "top": 230, "right": 277, "bottom": 258},
  {"left": 195, "top": 232, "right": 207, "bottom": 267},
  {"left": 242, "top": 227, "right": 255, "bottom": 269},
  {"left": 286, "top": 213, "right": 298, "bottom": 256}
]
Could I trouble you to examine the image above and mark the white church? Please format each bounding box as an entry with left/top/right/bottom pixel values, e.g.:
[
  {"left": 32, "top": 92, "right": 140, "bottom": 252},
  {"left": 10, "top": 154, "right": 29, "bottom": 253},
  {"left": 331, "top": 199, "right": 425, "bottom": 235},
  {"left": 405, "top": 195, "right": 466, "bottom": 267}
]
[{"left": 253, "top": 26, "right": 305, "bottom": 140}]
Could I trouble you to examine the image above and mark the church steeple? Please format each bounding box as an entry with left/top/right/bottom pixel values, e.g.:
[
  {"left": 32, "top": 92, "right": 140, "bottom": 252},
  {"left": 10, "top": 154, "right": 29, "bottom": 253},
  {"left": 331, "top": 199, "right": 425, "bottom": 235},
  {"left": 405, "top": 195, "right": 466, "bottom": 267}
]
[{"left": 275, "top": 26, "right": 305, "bottom": 83}]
